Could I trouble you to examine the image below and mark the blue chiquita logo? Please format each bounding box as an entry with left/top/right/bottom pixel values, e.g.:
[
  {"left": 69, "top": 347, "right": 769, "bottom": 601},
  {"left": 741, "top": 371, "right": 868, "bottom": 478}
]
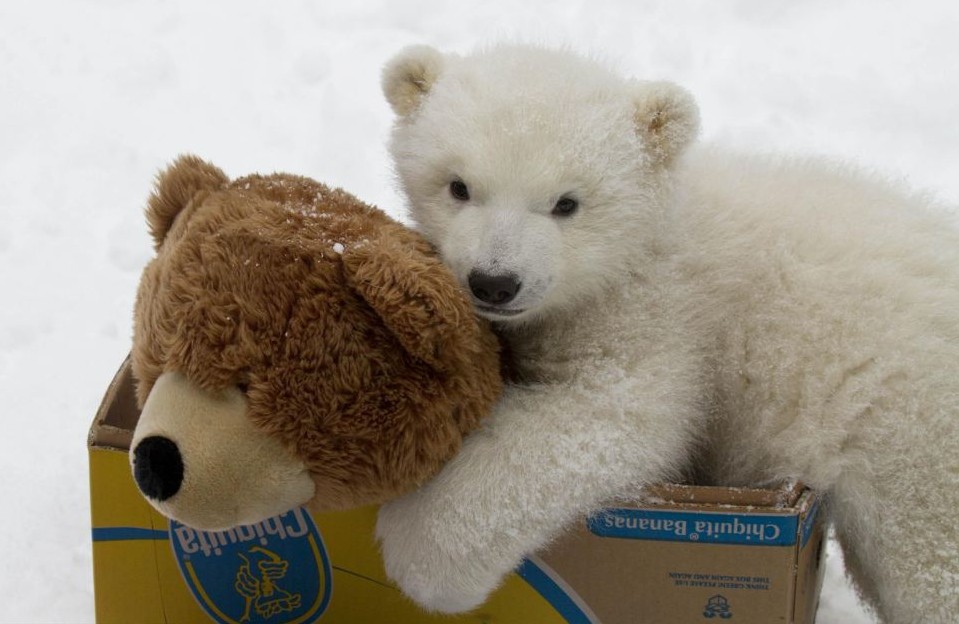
[{"left": 170, "top": 507, "right": 332, "bottom": 624}]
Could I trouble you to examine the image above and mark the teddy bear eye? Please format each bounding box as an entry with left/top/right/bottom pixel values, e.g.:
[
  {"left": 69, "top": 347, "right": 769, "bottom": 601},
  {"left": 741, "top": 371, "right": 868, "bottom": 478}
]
[
  {"left": 552, "top": 196, "right": 578, "bottom": 217},
  {"left": 236, "top": 382, "right": 250, "bottom": 394},
  {"left": 449, "top": 180, "right": 470, "bottom": 201}
]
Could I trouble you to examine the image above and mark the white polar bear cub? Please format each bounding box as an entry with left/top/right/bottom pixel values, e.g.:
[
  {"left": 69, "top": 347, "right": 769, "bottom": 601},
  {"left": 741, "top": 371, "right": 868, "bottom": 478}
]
[{"left": 376, "top": 44, "right": 959, "bottom": 623}]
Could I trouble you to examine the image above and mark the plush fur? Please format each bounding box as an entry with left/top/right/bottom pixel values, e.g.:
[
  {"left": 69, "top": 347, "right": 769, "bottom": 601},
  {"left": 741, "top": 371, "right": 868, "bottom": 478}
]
[
  {"left": 130, "top": 155, "right": 501, "bottom": 529},
  {"left": 376, "top": 44, "right": 959, "bottom": 623}
]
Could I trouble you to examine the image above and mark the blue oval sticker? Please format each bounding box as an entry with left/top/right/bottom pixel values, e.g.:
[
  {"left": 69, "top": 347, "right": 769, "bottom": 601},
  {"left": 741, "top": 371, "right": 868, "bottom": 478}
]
[{"left": 170, "top": 507, "right": 332, "bottom": 624}]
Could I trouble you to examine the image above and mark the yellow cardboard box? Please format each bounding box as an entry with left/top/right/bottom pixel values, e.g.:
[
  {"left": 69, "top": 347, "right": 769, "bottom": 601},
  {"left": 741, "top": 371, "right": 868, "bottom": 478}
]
[{"left": 90, "top": 358, "right": 825, "bottom": 623}]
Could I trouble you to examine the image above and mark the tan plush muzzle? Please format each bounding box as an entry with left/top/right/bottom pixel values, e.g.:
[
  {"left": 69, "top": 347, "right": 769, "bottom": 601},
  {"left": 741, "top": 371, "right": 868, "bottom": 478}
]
[{"left": 129, "top": 372, "right": 316, "bottom": 530}]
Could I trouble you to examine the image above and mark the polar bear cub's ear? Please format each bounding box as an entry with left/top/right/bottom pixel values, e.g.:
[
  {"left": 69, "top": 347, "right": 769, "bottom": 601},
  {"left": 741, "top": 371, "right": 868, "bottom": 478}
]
[
  {"left": 382, "top": 45, "right": 445, "bottom": 117},
  {"left": 631, "top": 81, "right": 700, "bottom": 166},
  {"left": 147, "top": 155, "right": 229, "bottom": 250}
]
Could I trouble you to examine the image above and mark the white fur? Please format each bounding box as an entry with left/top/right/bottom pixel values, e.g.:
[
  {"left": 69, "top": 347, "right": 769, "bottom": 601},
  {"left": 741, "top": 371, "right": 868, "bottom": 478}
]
[{"left": 378, "top": 44, "right": 959, "bottom": 623}]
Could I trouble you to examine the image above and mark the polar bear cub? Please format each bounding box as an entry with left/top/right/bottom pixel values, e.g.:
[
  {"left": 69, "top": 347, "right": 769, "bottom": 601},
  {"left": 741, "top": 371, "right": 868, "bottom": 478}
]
[{"left": 375, "top": 44, "right": 959, "bottom": 624}]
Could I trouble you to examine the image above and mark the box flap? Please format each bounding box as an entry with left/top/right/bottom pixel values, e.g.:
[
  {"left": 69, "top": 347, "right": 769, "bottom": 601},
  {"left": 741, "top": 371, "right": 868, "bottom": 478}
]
[
  {"left": 631, "top": 481, "right": 805, "bottom": 513},
  {"left": 88, "top": 354, "right": 139, "bottom": 452}
]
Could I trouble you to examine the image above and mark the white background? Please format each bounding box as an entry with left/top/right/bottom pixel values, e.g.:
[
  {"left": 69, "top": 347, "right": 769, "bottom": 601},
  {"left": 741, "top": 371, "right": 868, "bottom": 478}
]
[{"left": 2, "top": 1, "right": 957, "bottom": 622}]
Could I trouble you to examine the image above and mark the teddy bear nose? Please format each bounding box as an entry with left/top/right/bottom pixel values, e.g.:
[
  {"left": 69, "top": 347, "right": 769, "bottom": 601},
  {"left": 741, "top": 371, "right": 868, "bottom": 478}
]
[
  {"left": 468, "top": 270, "right": 521, "bottom": 305},
  {"left": 132, "top": 435, "right": 184, "bottom": 502}
]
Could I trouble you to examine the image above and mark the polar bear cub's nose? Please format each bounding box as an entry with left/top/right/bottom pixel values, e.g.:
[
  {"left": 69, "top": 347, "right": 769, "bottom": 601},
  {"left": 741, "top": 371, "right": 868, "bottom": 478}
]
[
  {"left": 468, "top": 270, "right": 521, "bottom": 305},
  {"left": 132, "top": 435, "right": 184, "bottom": 501}
]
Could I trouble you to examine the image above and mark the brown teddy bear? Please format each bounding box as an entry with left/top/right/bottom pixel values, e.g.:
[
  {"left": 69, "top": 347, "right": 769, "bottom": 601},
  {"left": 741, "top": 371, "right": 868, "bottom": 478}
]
[{"left": 128, "top": 155, "right": 501, "bottom": 530}]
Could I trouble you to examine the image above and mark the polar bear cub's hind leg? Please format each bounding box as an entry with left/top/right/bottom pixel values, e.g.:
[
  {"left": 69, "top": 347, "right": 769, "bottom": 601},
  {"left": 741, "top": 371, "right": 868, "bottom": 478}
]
[{"left": 828, "top": 378, "right": 959, "bottom": 623}]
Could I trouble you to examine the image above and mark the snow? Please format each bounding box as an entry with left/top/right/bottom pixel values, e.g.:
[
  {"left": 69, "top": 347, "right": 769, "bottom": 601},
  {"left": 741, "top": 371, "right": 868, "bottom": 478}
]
[{"left": 2, "top": 1, "right": 957, "bottom": 622}]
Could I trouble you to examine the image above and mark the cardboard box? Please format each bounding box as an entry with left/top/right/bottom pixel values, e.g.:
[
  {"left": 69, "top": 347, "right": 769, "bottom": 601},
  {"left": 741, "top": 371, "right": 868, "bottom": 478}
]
[
  {"left": 537, "top": 483, "right": 826, "bottom": 623},
  {"left": 90, "top": 358, "right": 826, "bottom": 623}
]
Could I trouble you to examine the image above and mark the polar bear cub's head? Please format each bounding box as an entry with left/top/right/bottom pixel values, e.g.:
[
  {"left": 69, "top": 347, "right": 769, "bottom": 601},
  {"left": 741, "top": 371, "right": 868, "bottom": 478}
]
[{"left": 383, "top": 44, "right": 700, "bottom": 323}]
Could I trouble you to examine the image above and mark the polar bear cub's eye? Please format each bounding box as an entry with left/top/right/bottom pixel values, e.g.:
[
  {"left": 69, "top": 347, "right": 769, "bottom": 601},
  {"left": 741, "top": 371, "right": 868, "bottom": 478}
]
[
  {"left": 552, "top": 196, "right": 579, "bottom": 217},
  {"left": 449, "top": 180, "right": 470, "bottom": 201}
]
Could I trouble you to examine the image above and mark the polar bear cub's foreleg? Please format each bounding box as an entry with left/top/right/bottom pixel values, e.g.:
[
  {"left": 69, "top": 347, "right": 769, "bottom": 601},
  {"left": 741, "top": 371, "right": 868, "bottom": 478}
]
[{"left": 376, "top": 355, "right": 702, "bottom": 613}]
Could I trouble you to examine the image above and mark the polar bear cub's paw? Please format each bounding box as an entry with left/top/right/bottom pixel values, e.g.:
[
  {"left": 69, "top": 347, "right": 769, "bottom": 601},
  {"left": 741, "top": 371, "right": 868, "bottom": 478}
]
[{"left": 376, "top": 490, "right": 502, "bottom": 614}]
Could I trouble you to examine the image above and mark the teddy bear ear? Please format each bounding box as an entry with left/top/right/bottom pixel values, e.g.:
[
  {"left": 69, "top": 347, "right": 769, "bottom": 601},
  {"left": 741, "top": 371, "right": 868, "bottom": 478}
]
[
  {"left": 631, "top": 80, "right": 700, "bottom": 166},
  {"left": 341, "top": 236, "right": 481, "bottom": 373},
  {"left": 146, "top": 155, "right": 229, "bottom": 250},
  {"left": 382, "top": 44, "right": 445, "bottom": 117}
]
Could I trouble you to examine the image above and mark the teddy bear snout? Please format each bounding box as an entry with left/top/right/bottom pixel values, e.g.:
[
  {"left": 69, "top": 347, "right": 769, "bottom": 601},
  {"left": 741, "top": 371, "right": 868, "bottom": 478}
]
[
  {"left": 132, "top": 435, "right": 184, "bottom": 502},
  {"left": 129, "top": 371, "right": 318, "bottom": 529}
]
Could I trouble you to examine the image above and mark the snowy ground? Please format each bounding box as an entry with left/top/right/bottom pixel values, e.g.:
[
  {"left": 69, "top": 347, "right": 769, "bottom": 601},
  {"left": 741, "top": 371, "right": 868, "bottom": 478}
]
[{"left": 2, "top": 1, "right": 957, "bottom": 622}]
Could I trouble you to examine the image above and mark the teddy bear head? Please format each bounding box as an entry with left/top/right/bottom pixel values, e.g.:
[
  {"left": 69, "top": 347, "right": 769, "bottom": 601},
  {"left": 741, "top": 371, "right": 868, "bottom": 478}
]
[{"left": 129, "top": 155, "right": 501, "bottom": 530}]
